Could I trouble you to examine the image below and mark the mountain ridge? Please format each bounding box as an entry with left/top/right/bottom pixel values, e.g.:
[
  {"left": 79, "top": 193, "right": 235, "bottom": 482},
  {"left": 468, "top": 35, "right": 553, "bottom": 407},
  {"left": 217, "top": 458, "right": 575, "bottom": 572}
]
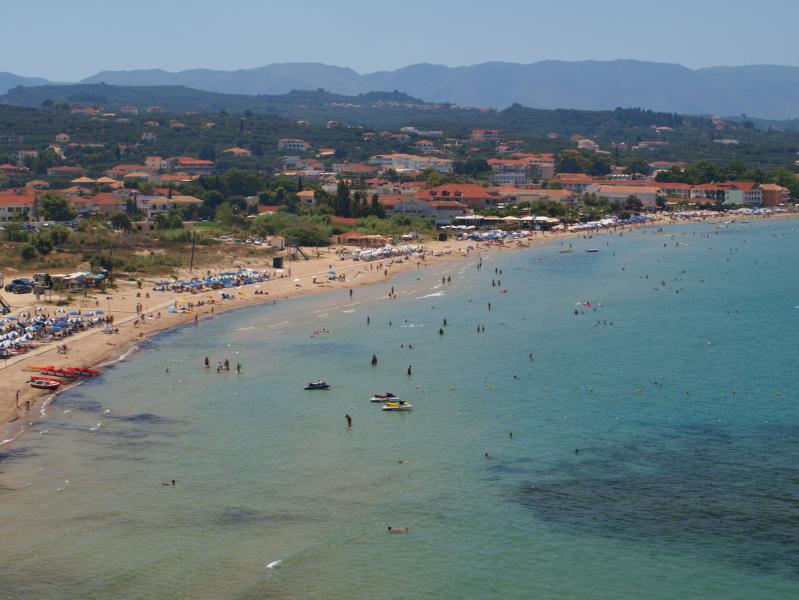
[{"left": 5, "top": 60, "right": 799, "bottom": 119}]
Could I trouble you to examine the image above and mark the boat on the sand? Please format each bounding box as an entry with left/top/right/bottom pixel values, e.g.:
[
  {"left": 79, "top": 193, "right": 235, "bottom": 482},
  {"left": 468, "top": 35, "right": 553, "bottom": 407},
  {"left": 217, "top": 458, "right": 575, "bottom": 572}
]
[{"left": 30, "top": 378, "right": 60, "bottom": 390}]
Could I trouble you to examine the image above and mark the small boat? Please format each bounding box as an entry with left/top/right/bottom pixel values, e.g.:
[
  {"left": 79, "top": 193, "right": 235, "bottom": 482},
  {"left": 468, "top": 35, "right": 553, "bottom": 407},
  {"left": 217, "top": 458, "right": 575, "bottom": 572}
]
[
  {"left": 558, "top": 249, "right": 573, "bottom": 254},
  {"left": 304, "top": 381, "right": 330, "bottom": 390},
  {"left": 382, "top": 400, "right": 413, "bottom": 411},
  {"left": 371, "top": 393, "right": 399, "bottom": 402},
  {"left": 30, "top": 379, "right": 60, "bottom": 390},
  {"left": 30, "top": 375, "right": 67, "bottom": 384},
  {"left": 585, "top": 249, "right": 600, "bottom": 253}
]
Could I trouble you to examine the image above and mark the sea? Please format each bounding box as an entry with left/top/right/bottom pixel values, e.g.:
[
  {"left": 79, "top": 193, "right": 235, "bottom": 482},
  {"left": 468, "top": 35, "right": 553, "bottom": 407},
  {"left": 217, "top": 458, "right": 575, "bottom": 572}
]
[{"left": 1, "top": 218, "right": 798, "bottom": 599}]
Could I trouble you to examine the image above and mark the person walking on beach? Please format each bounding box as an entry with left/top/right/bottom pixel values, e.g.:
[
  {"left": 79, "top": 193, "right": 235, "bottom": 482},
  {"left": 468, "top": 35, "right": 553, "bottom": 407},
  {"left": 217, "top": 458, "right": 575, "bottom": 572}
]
[
  {"left": 236, "top": 363, "right": 242, "bottom": 374},
  {"left": 345, "top": 414, "right": 352, "bottom": 427},
  {"left": 216, "top": 361, "right": 222, "bottom": 373},
  {"left": 224, "top": 359, "right": 230, "bottom": 371}
]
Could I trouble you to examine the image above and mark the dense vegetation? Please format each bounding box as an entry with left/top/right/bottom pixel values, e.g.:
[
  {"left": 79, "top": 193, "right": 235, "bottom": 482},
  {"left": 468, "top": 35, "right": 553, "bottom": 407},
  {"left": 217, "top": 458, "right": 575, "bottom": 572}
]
[{"left": 3, "top": 87, "right": 799, "bottom": 168}]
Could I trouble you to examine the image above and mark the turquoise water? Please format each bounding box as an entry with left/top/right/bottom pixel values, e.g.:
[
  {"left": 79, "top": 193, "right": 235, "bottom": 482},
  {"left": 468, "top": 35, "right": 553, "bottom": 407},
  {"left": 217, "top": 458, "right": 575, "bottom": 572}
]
[{"left": 1, "top": 219, "right": 798, "bottom": 599}]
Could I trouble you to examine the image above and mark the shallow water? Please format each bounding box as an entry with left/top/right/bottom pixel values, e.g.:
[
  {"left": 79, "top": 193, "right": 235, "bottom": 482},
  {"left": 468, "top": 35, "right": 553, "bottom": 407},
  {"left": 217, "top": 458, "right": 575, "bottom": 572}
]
[{"left": 1, "top": 220, "right": 798, "bottom": 599}]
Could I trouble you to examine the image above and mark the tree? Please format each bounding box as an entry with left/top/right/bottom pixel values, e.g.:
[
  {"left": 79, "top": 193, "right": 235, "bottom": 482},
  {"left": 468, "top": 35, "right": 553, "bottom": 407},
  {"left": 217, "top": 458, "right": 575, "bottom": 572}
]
[
  {"left": 39, "top": 192, "right": 76, "bottom": 221},
  {"left": 30, "top": 234, "right": 53, "bottom": 256},
  {"left": 454, "top": 158, "right": 491, "bottom": 177},
  {"left": 110, "top": 212, "right": 133, "bottom": 232},
  {"left": 624, "top": 158, "right": 652, "bottom": 176},
  {"left": 48, "top": 225, "right": 71, "bottom": 248},
  {"left": 370, "top": 193, "right": 385, "bottom": 218},
  {"left": 222, "top": 168, "right": 263, "bottom": 197},
  {"left": 624, "top": 195, "right": 643, "bottom": 211},
  {"left": 215, "top": 201, "right": 244, "bottom": 228},
  {"left": 20, "top": 244, "right": 37, "bottom": 260},
  {"left": 154, "top": 210, "right": 183, "bottom": 230}
]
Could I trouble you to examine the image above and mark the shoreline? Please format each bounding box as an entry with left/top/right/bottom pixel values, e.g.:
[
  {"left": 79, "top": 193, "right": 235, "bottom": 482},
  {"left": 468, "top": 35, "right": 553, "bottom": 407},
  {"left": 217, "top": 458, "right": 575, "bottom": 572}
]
[
  {"left": 1, "top": 213, "right": 788, "bottom": 449},
  {"left": 1, "top": 234, "right": 559, "bottom": 446}
]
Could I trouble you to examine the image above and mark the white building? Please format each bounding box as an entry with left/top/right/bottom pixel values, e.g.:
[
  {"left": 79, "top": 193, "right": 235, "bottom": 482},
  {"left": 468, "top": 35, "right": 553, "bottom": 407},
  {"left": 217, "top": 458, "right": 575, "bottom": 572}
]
[
  {"left": 368, "top": 153, "right": 453, "bottom": 173},
  {"left": 278, "top": 138, "right": 310, "bottom": 152}
]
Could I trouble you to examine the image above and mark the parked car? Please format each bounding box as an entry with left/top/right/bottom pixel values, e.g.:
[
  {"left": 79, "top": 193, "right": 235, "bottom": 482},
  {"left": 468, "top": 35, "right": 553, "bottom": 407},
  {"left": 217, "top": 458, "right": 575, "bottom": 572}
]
[{"left": 4, "top": 278, "right": 33, "bottom": 294}]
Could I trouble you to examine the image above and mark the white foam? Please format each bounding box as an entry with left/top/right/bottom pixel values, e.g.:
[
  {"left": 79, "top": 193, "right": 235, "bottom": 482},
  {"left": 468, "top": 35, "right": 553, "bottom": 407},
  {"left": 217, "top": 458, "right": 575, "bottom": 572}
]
[
  {"left": 416, "top": 292, "right": 444, "bottom": 300},
  {"left": 266, "top": 560, "right": 282, "bottom": 570}
]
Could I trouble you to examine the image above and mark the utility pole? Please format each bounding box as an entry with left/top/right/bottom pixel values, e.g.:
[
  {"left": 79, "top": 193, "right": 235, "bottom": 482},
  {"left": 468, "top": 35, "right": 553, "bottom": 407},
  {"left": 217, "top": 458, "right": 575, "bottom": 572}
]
[{"left": 189, "top": 230, "right": 197, "bottom": 275}]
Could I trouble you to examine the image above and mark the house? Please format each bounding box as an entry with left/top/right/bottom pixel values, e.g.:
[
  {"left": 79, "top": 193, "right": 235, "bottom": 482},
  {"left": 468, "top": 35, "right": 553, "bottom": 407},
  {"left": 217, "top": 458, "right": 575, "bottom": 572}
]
[
  {"left": 16, "top": 150, "right": 39, "bottom": 162},
  {"left": 146, "top": 106, "right": 164, "bottom": 114},
  {"left": 86, "top": 192, "right": 128, "bottom": 215},
  {"left": 297, "top": 190, "right": 316, "bottom": 206},
  {"left": 0, "top": 163, "right": 29, "bottom": 178},
  {"left": 415, "top": 140, "right": 436, "bottom": 155},
  {"left": 107, "top": 164, "right": 145, "bottom": 178},
  {"left": 145, "top": 156, "right": 167, "bottom": 173},
  {"left": 47, "top": 165, "right": 85, "bottom": 178},
  {"left": 222, "top": 147, "right": 252, "bottom": 157},
  {"left": 655, "top": 182, "right": 692, "bottom": 201},
  {"left": 585, "top": 185, "right": 659, "bottom": 208},
  {"left": 636, "top": 141, "right": 670, "bottom": 151},
  {"left": 368, "top": 153, "right": 453, "bottom": 174},
  {"left": 278, "top": 138, "right": 310, "bottom": 152},
  {"left": 488, "top": 154, "right": 555, "bottom": 184},
  {"left": 0, "top": 190, "right": 36, "bottom": 222},
  {"left": 760, "top": 183, "right": 791, "bottom": 206},
  {"left": 334, "top": 232, "right": 390, "bottom": 247},
  {"left": 55, "top": 133, "right": 70, "bottom": 142},
  {"left": 25, "top": 180, "right": 50, "bottom": 190},
  {"left": 379, "top": 195, "right": 469, "bottom": 225},
  {"left": 159, "top": 172, "right": 200, "bottom": 185},
  {"left": 496, "top": 188, "right": 577, "bottom": 206},
  {"left": 470, "top": 129, "right": 503, "bottom": 143},
  {"left": 95, "top": 176, "right": 123, "bottom": 189},
  {"left": 71, "top": 177, "right": 97, "bottom": 188},
  {"left": 331, "top": 163, "right": 380, "bottom": 176},
  {"left": 577, "top": 139, "right": 598, "bottom": 152},
  {"left": 70, "top": 106, "right": 100, "bottom": 115},
  {"left": 417, "top": 183, "right": 503, "bottom": 210},
  {"left": 135, "top": 194, "right": 203, "bottom": 217},
  {"left": 120, "top": 106, "right": 139, "bottom": 115},
  {"left": 167, "top": 157, "right": 215, "bottom": 175},
  {"left": 141, "top": 131, "right": 157, "bottom": 142}
]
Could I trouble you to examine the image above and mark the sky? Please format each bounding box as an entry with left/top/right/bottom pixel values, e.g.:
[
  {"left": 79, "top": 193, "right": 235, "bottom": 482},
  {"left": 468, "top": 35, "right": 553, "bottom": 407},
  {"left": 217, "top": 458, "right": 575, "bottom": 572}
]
[{"left": 3, "top": 0, "right": 799, "bottom": 81}]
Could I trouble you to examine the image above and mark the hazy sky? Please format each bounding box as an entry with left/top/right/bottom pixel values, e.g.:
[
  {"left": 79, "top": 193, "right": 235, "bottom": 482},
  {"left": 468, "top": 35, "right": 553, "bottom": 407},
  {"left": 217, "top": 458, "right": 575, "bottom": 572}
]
[{"left": 4, "top": 0, "right": 798, "bottom": 80}]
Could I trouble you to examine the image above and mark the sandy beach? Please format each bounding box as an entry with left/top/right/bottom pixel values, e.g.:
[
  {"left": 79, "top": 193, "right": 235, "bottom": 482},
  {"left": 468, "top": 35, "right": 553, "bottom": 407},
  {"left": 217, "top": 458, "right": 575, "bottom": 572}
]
[{"left": 1, "top": 233, "right": 566, "bottom": 444}]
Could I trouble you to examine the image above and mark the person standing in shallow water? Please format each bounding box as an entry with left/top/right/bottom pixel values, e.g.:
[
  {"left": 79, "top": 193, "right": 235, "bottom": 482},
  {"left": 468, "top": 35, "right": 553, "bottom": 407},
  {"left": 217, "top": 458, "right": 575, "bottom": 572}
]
[
  {"left": 345, "top": 414, "right": 352, "bottom": 427},
  {"left": 407, "top": 365, "right": 412, "bottom": 376}
]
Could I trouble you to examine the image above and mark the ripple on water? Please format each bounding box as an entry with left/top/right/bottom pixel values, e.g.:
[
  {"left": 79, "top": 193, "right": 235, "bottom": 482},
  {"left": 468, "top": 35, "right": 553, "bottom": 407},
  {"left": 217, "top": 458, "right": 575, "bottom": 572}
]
[{"left": 513, "top": 423, "right": 799, "bottom": 578}]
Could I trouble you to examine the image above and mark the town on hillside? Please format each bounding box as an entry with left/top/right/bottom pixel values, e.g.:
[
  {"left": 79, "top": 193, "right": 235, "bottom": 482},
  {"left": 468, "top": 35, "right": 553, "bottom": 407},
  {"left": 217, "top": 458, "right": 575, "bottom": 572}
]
[{"left": 0, "top": 101, "right": 796, "bottom": 282}]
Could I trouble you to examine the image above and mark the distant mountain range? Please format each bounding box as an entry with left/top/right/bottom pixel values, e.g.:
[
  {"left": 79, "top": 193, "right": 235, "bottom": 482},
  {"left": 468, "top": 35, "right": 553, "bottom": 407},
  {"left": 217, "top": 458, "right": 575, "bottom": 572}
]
[
  {"left": 0, "top": 72, "right": 55, "bottom": 94},
  {"left": 4, "top": 60, "right": 799, "bottom": 119}
]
